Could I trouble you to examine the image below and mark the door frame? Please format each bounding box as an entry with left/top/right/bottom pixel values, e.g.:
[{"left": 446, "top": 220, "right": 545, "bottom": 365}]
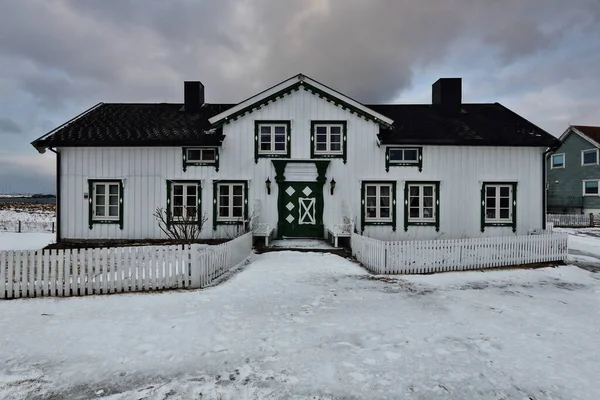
[{"left": 272, "top": 160, "right": 330, "bottom": 238}]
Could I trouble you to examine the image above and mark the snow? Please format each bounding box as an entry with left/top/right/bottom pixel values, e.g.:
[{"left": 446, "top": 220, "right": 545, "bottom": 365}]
[
  {"left": 1, "top": 251, "right": 599, "bottom": 399},
  {"left": 0, "top": 232, "right": 55, "bottom": 250},
  {"left": 270, "top": 239, "right": 336, "bottom": 249}
]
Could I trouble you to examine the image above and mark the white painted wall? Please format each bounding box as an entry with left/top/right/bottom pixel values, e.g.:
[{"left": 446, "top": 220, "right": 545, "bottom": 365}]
[{"left": 59, "top": 89, "right": 545, "bottom": 241}]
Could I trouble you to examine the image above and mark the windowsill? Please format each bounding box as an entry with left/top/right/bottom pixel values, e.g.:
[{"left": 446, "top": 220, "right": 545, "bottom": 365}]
[
  {"left": 216, "top": 219, "right": 245, "bottom": 224},
  {"left": 407, "top": 220, "right": 436, "bottom": 225},
  {"left": 364, "top": 220, "right": 393, "bottom": 225},
  {"left": 582, "top": 163, "right": 598, "bottom": 167},
  {"left": 91, "top": 219, "right": 120, "bottom": 224},
  {"left": 257, "top": 152, "right": 288, "bottom": 157},
  {"left": 583, "top": 194, "right": 600, "bottom": 197},
  {"left": 484, "top": 221, "right": 513, "bottom": 226},
  {"left": 186, "top": 161, "right": 216, "bottom": 165}
]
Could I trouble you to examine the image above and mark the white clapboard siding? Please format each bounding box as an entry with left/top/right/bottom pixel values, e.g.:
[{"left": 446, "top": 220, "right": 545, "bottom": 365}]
[
  {"left": 351, "top": 232, "right": 568, "bottom": 275},
  {"left": 546, "top": 213, "right": 592, "bottom": 228},
  {"left": 0, "top": 233, "right": 252, "bottom": 299}
]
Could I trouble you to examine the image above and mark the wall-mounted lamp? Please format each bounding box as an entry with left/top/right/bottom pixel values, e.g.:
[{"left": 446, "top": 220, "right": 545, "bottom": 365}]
[
  {"left": 330, "top": 178, "right": 336, "bottom": 195},
  {"left": 265, "top": 177, "right": 271, "bottom": 195}
]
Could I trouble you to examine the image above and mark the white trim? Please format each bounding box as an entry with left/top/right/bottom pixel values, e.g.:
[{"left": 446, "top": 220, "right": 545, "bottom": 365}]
[
  {"left": 92, "top": 181, "right": 120, "bottom": 221},
  {"left": 550, "top": 153, "right": 565, "bottom": 169},
  {"left": 582, "top": 180, "right": 600, "bottom": 196},
  {"left": 581, "top": 148, "right": 599, "bottom": 166},
  {"left": 407, "top": 183, "right": 436, "bottom": 222},
  {"left": 217, "top": 183, "right": 246, "bottom": 222},
  {"left": 186, "top": 147, "right": 216, "bottom": 163},
  {"left": 484, "top": 184, "right": 513, "bottom": 223},
  {"left": 561, "top": 126, "right": 600, "bottom": 149},
  {"left": 208, "top": 74, "right": 394, "bottom": 126},
  {"left": 257, "top": 123, "right": 288, "bottom": 155},
  {"left": 313, "top": 123, "right": 344, "bottom": 155},
  {"left": 364, "top": 183, "right": 393, "bottom": 222}
]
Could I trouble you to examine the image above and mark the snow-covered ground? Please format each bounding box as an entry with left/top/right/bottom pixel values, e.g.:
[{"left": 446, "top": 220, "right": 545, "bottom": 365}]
[
  {"left": 1, "top": 251, "right": 599, "bottom": 399},
  {"left": 0, "top": 232, "right": 55, "bottom": 250},
  {"left": 0, "top": 203, "right": 56, "bottom": 233}
]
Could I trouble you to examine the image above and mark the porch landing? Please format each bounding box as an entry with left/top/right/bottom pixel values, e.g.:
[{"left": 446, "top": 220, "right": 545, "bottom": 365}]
[{"left": 256, "top": 239, "right": 349, "bottom": 256}]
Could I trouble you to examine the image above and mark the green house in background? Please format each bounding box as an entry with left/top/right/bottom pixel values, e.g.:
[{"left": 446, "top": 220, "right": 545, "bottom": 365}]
[{"left": 547, "top": 125, "right": 600, "bottom": 213}]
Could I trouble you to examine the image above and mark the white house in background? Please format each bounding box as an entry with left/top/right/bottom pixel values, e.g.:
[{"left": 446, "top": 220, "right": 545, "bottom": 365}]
[{"left": 32, "top": 74, "right": 560, "bottom": 244}]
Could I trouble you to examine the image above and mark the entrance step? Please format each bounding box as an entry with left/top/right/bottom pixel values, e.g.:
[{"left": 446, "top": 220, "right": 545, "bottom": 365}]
[{"left": 256, "top": 239, "right": 349, "bottom": 256}]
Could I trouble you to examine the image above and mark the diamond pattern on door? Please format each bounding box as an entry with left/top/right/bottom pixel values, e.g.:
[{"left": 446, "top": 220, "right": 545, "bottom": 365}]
[
  {"left": 302, "top": 186, "right": 312, "bottom": 196},
  {"left": 286, "top": 202, "right": 295, "bottom": 211},
  {"left": 286, "top": 214, "right": 295, "bottom": 223},
  {"left": 298, "top": 198, "right": 316, "bottom": 225},
  {"left": 285, "top": 186, "right": 296, "bottom": 196}
]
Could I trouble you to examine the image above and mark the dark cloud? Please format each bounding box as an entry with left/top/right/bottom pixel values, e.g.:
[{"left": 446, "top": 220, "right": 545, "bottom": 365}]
[
  {"left": 0, "top": 158, "right": 55, "bottom": 194},
  {"left": 0, "top": 118, "right": 22, "bottom": 135}
]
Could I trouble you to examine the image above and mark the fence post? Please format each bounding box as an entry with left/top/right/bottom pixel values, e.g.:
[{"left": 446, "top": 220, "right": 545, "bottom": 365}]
[
  {"left": 189, "top": 244, "right": 201, "bottom": 288},
  {"left": 52, "top": 222, "right": 55, "bottom": 234},
  {"left": 18, "top": 220, "right": 21, "bottom": 233},
  {"left": 590, "top": 213, "right": 594, "bottom": 227}
]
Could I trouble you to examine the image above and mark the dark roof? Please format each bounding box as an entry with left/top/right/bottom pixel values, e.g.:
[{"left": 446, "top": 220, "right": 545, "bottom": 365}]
[
  {"left": 371, "top": 103, "right": 560, "bottom": 147},
  {"left": 572, "top": 125, "right": 600, "bottom": 145},
  {"left": 32, "top": 100, "right": 559, "bottom": 149},
  {"left": 32, "top": 103, "right": 234, "bottom": 149}
]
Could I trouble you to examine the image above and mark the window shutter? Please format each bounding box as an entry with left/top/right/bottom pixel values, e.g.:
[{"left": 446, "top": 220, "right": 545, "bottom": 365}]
[
  {"left": 119, "top": 181, "right": 124, "bottom": 230},
  {"left": 342, "top": 122, "right": 348, "bottom": 164},
  {"left": 360, "top": 183, "right": 365, "bottom": 233},
  {"left": 254, "top": 123, "right": 259, "bottom": 164},
  {"left": 434, "top": 181, "right": 440, "bottom": 232},
  {"left": 480, "top": 184, "right": 485, "bottom": 233},
  {"left": 512, "top": 183, "right": 517, "bottom": 233},
  {"left": 182, "top": 148, "right": 187, "bottom": 172},
  {"left": 88, "top": 181, "right": 93, "bottom": 230},
  {"left": 166, "top": 181, "right": 172, "bottom": 229},
  {"left": 197, "top": 182, "right": 203, "bottom": 230},
  {"left": 244, "top": 181, "right": 249, "bottom": 224},
  {"left": 215, "top": 148, "right": 220, "bottom": 172},
  {"left": 391, "top": 182, "right": 397, "bottom": 231},
  {"left": 417, "top": 148, "right": 423, "bottom": 172},
  {"left": 404, "top": 183, "right": 409, "bottom": 232},
  {"left": 212, "top": 181, "right": 218, "bottom": 230},
  {"left": 385, "top": 148, "right": 390, "bottom": 173}
]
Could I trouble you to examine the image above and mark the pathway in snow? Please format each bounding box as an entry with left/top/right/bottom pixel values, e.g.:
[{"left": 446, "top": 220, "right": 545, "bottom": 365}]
[
  {"left": 1, "top": 251, "right": 599, "bottom": 399},
  {"left": 557, "top": 228, "right": 600, "bottom": 272}
]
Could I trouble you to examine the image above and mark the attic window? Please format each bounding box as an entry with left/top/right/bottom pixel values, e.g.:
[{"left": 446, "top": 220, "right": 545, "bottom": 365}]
[
  {"left": 385, "top": 147, "right": 422, "bottom": 172},
  {"left": 187, "top": 148, "right": 216, "bottom": 163},
  {"left": 582, "top": 149, "right": 598, "bottom": 166},
  {"left": 550, "top": 153, "right": 564, "bottom": 169}
]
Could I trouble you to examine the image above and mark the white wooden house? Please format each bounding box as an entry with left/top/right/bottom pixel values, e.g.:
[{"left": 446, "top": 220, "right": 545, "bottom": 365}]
[{"left": 32, "top": 74, "right": 560, "bottom": 244}]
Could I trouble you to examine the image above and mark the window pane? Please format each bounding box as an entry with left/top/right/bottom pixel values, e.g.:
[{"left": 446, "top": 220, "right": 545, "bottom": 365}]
[
  {"left": 330, "top": 126, "right": 341, "bottom": 134},
  {"left": 186, "top": 195, "right": 196, "bottom": 207},
  {"left": 583, "top": 151, "right": 597, "bottom": 164},
  {"left": 366, "top": 207, "right": 377, "bottom": 218},
  {"left": 316, "top": 143, "right": 327, "bottom": 151},
  {"left": 274, "top": 134, "right": 286, "bottom": 143},
  {"left": 187, "top": 149, "right": 201, "bottom": 161},
  {"left": 220, "top": 195, "right": 229, "bottom": 206},
  {"left": 423, "top": 196, "right": 433, "bottom": 207},
  {"left": 260, "top": 126, "right": 271, "bottom": 134},
  {"left": 232, "top": 207, "right": 243, "bottom": 217},
  {"left": 96, "top": 195, "right": 105, "bottom": 206},
  {"left": 404, "top": 149, "right": 418, "bottom": 161},
  {"left": 486, "top": 186, "right": 495, "bottom": 197},
  {"left": 96, "top": 184, "right": 105, "bottom": 195},
  {"left": 499, "top": 197, "right": 509, "bottom": 208},
  {"left": 233, "top": 196, "right": 242, "bottom": 207},
  {"left": 409, "top": 208, "right": 420, "bottom": 218},
  {"left": 330, "top": 143, "right": 341, "bottom": 151},
  {"left": 486, "top": 209, "right": 496, "bottom": 219},
  {"left": 174, "top": 185, "right": 183, "bottom": 196},
  {"left": 109, "top": 205, "right": 118, "bottom": 217},
  {"left": 186, "top": 185, "right": 196, "bottom": 196},
  {"left": 275, "top": 142, "right": 286, "bottom": 151},
  {"left": 186, "top": 206, "right": 197, "bottom": 218},
  {"left": 233, "top": 185, "right": 243, "bottom": 196},
  {"left": 201, "top": 149, "right": 215, "bottom": 161},
  {"left": 409, "top": 197, "right": 420, "bottom": 207},
  {"left": 173, "top": 206, "right": 183, "bottom": 217},
  {"left": 366, "top": 197, "right": 377, "bottom": 207},
  {"left": 423, "top": 186, "right": 433, "bottom": 197},
  {"left": 380, "top": 208, "right": 390, "bottom": 218},
  {"left": 330, "top": 134, "right": 341, "bottom": 143},
  {"left": 109, "top": 184, "right": 119, "bottom": 195},
  {"left": 486, "top": 197, "right": 496, "bottom": 208},
  {"left": 585, "top": 181, "right": 598, "bottom": 194},
  {"left": 316, "top": 126, "right": 327, "bottom": 134},
  {"left": 316, "top": 134, "right": 327, "bottom": 143},
  {"left": 380, "top": 196, "right": 390, "bottom": 207},
  {"left": 109, "top": 195, "right": 119, "bottom": 206},
  {"left": 219, "top": 207, "right": 229, "bottom": 217},
  {"left": 409, "top": 186, "right": 419, "bottom": 197},
  {"left": 274, "top": 126, "right": 286, "bottom": 134},
  {"left": 220, "top": 185, "right": 229, "bottom": 196},
  {"left": 499, "top": 209, "right": 510, "bottom": 219},
  {"left": 366, "top": 186, "right": 376, "bottom": 196},
  {"left": 95, "top": 205, "right": 105, "bottom": 216},
  {"left": 552, "top": 154, "right": 563, "bottom": 167},
  {"left": 500, "top": 187, "right": 509, "bottom": 197},
  {"left": 423, "top": 207, "right": 434, "bottom": 218},
  {"left": 389, "top": 149, "right": 403, "bottom": 161},
  {"left": 380, "top": 186, "right": 390, "bottom": 197}
]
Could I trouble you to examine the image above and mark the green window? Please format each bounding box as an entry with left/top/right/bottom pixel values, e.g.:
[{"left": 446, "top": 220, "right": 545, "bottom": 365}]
[
  {"left": 166, "top": 180, "right": 202, "bottom": 227},
  {"left": 182, "top": 147, "right": 219, "bottom": 172},
  {"left": 386, "top": 147, "right": 423, "bottom": 172},
  {"left": 360, "top": 181, "right": 396, "bottom": 231},
  {"left": 311, "top": 121, "right": 348, "bottom": 163},
  {"left": 403, "top": 181, "right": 440, "bottom": 231},
  {"left": 480, "top": 182, "right": 517, "bottom": 232},
  {"left": 212, "top": 180, "right": 249, "bottom": 230},
  {"left": 88, "top": 180, "right": 124, "bottom": 230},
  {"left": 254, "top": 121, "right": 291, "bottom": 162}
]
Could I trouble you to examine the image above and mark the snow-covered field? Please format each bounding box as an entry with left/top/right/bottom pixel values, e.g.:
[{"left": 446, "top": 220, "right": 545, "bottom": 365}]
[
  {"left": 0, "top": 232, "right": 55, "bottom": 250},
  {"left": 0, "top": 202, "right": 56, "bottom": 233},
  {"left": 1, "top": 250, "right": 599, "bottom": 399}
]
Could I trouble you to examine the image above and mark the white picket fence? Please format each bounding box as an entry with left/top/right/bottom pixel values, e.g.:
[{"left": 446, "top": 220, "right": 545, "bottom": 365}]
[
  {"left": 351, "top": 232, "right": 568, "bottom": 275},
  {"left": 546, "top": 213, "right": 592, "bottom": 228},
  {"left": 1, "top": 232, "right": 252, "bottom": 299}
]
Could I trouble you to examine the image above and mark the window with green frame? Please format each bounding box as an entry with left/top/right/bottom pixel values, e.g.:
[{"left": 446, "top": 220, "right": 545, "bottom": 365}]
[
  {"left": 480, "top": 182, "right": 517, "bottom": 232},
  {"left": 360, "top": 181, "right": 397, "bottom": 231},
  {"left": 254, "top": 121, "right": 291, "bottom": 163},
  {"left": 212, "top": 180, "right": 249, "bottom": 230},
  {"left": 404, "top": 181, "right": 440, "bottom": 231},
  {"left": 310, "top": 121, "right": 348, "bottom": 163},
  {"left": 166, "top": 180, "right": 202, "bottom": 228},
  {"left": 88, "top": 180, "right": 124, "bottom": 230},
  {"left": 386, "top": 147, "right": 422, "bottom": 172},
  {"left": 182, "top": 147, "right": 219, "bottom": 172}
]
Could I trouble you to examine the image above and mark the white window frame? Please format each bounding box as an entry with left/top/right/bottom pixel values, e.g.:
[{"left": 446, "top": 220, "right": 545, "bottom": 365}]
[
  {"left": 258, "top": 123, "right": 288, "bottom": 155},
  {"left": 389, "top": 148, "right": 419, "bottom": 164},
  {"left": 217, "top": 183, "right": 246, "bottom": 222},
  {"left": 314, "top": 123, "right": 344, "bottom": 155},
  {"left": 583, "top": 180, "right": 600, "bottom": 196},
  {"left": 407, "top": 183, "right": 437, "bottom": 223},
  {"left": 92, "top": 181, "right": 121, "bottom": 221},
  {"left": 484, "top": 184, "right": 513, "bottom": 223},
  {"left": 550, "top": 153, "right": 565, "bottom": 169},
  {"left": 186, "top": 147, "right": 216, "bottom": 163},
  {"left": 170, "top": 182, "right": 199, "bottom": 221},
  {"left": 581, "top": 148, "right": 599, "bottom": 166},
  {"left": 364, "top": 183, "right": 393, "bottom": 222}
]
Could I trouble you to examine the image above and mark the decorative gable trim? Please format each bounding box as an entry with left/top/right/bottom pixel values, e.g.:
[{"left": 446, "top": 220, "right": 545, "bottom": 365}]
[
  {"left": 208, "top": 74, "right": 394, "bottom": 127},
  {"left": 560, "top": 126, "right": 600, "bottom": 149}
]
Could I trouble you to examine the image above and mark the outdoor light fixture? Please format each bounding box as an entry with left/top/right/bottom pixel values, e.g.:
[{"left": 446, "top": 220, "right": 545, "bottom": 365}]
[
  {"left": 265, "top": 177, "right": 271, "bottom": 195},
  {"left": 330, "top": 178, "right": 336, "bottom": 195}
]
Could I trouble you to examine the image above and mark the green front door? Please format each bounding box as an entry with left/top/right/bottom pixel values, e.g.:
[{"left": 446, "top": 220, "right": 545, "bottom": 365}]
[{"left": 279, "top": 182, "right": 323, "bottom": 238}]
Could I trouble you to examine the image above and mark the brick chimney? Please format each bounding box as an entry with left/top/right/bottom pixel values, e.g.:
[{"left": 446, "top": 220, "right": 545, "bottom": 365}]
[
  {"left": 432, "top": 78, "right": 462, "bottom": 115},
  {"left": 184, "top": 81, "right": 205, "bottom": 111}
]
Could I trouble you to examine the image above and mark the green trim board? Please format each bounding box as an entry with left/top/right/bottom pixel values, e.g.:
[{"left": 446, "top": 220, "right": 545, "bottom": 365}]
[
  {"left": 182, "top": 147, "right": 219, "bottom": 172},
  {"left": 360, "top": 180, "right": 397, "bottom": 232},
  {"left": 403, "top": 181, "right": 440, "bottom": 232},
  {"left": 212, "top": 180, "right": 249, "bottom": 230},
  {"left": 254, "top": 120, "right": 292, "bottom": 163},
  {"left": 386, "top": 147, "right": 423, "bottom": 172},
  {"left": 88, "top": 179, "right": 124, "bottom": 230},
  {"left": 310, "top": 121, "right": 348, "bottom": 163},
  {"left": 480, "top": 182, "right": 517, "bottom": 233},
  {"left": 166, "top": 180, "right": 203, "bottom": 229},
  {"left": 212, "top": 81, "right": 389, "bottom": 128}
]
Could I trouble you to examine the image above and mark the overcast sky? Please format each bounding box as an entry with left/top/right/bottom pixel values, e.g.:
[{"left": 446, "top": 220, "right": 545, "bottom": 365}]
[{"left": 1, "top": 0, "right": 599, "bottom": 194}]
